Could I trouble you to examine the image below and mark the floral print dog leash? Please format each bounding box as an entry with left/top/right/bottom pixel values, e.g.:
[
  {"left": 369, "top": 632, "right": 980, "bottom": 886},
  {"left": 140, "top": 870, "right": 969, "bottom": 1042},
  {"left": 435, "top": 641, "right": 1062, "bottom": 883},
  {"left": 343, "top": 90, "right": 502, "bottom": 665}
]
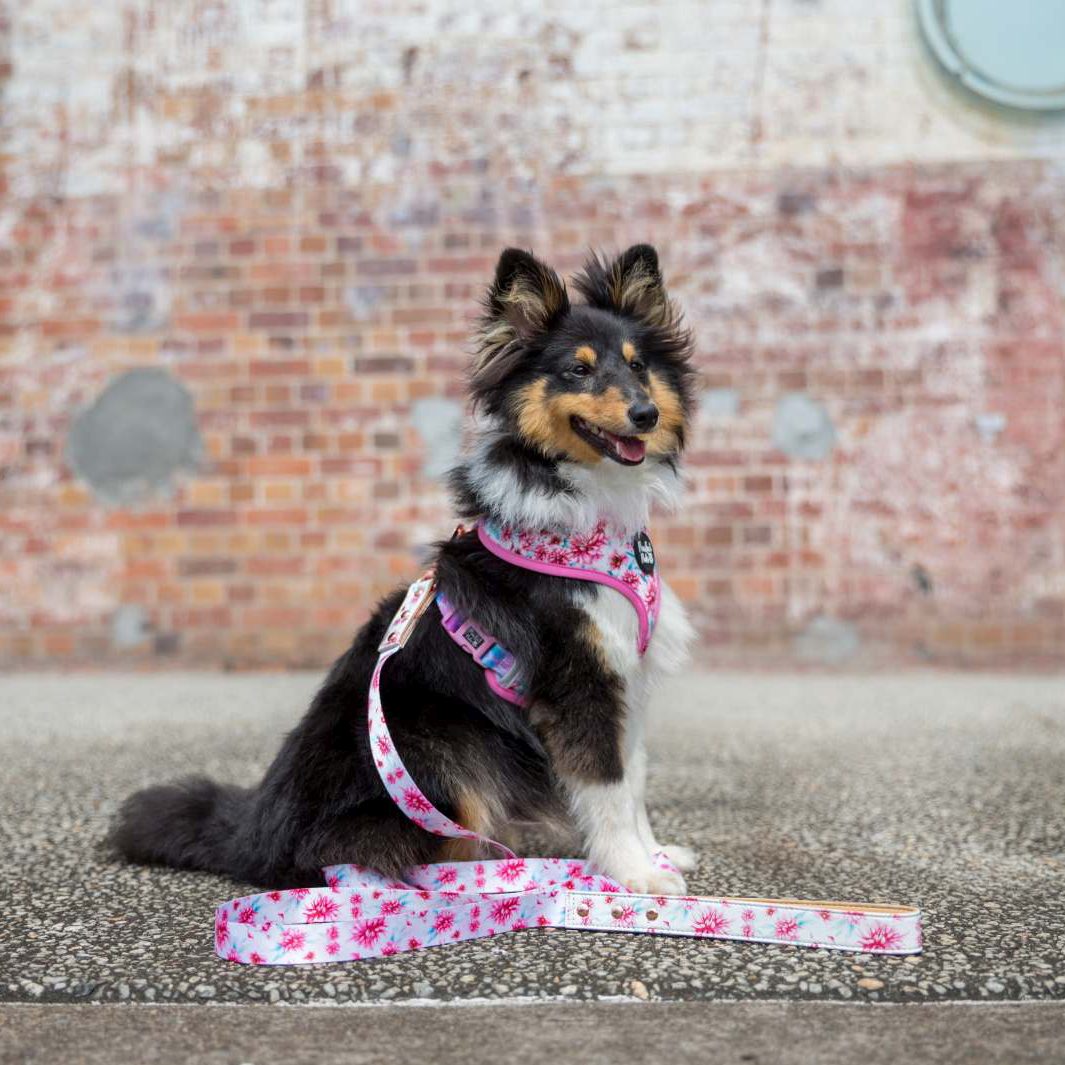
[{"left": 215, "top": 563, "right": 923, "bottom": 964}]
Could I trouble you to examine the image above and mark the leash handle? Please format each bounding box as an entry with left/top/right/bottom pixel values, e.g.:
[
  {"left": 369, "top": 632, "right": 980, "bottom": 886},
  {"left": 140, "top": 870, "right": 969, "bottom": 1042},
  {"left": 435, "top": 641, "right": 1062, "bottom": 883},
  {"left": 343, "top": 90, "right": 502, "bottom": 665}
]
[{"left": 214, "top": 857, "right": 923, "bottom": 965}]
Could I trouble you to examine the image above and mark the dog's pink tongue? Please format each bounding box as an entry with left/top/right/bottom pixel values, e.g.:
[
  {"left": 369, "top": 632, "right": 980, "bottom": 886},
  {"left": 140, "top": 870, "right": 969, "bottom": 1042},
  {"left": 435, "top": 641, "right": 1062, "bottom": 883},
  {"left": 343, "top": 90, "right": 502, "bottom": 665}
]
[{"left": 615, "top": 436, "right": 646, "bottom": 462}]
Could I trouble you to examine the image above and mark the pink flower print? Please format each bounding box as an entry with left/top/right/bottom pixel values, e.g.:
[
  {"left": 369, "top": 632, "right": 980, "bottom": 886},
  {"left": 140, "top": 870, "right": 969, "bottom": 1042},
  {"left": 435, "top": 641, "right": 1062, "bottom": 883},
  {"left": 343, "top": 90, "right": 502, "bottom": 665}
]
[
  {"left": 774, "top": 917, "right": 799, "bottom": 941},
  {"left": 305, "top": 895, "right": 340, "bottom": 922},
  {"left": 612, "top": 904, "right": 637, "bottom": 927},
  {"left": 741, "top": 909, "right": 755, "bottom": 922},
  {"left": 380, "top": 898, "right": 403, "bottom": 916},
  {"left": 326, "top": 874, "right": 341, "bottom": 891},
  {"left": 570, "top": 527, "right": 606, "bottom": 563},
  {"left": 279, "top": 929, "right": 306, "bottom": 952},
  {"left": 291, "top": 888, "right": 311, "bottom": 900},
  {"left": 403, "top": 787, "right": 433, "bottom": 814},
  {"left": 694, "top": 908, "right": 730, "bottom": 936},
  {"left": 742, "top": 923, "right": 754, "bottom": 938},
  {"left": 249, "top": 952, "right": 265, "bottom": 965},
  {"left": 437, "top": 866, "right": 458, "bottom": 885},
  {"left": 567, "top": 862, "right": 585, "bottom": 878},
  {"left": 621, "top": 570, "right": 641, "bottom": 589},
  {"left": 376, "top": 735, "right": 392, "bottom": 757},
  {"left": 214, "top": 912, "right": 229, "bottom": 949},
  {"left": 546, "top": 547, "right": 572, "bottom": 565},
  {"left": 537, "top": 915, "right": 550, "bottom": 926},
  {"left": 819, "top": 909, "right": 832, "bottom": 922},
  {"left": 352, "top": 917, "right": 387, "bottom": 948},
  {"left": 512, "top": 919, "right": 528, "bottom": 931},
  {"left": 381, "top": 942, "right": 399, "bottom": 956},
  {"left": 610, "top": 551, "right": 627, "bottom": 571},
  {"left": 533, "top": 544, "right": 551, "bottom": 562},
  {"left": 490, "top": 897, "right": 521, "bottom": 924},
  {"left": 328, "top": 926, "right": 339, "bottom": 941},
  {"left": 434, "top": 910, "right": 455, "bottom": 934},
  {"left": 226, "top": 949, "right": 240, "bottom": 963},
  {"left": 408, "top": 937, "right": 422, "bottom": 950},
  {"left": 644, "top": 581, "right": 658, "bottom": 606},
  {"left": 326, "top": 942, "right": 340, "bottom": 956},
  {"left": 267, "top": 891, "right": 282, "bottom": 903},
  {"left": 386, "top": 769, "right": 404, "bottom": 785},
  {"left": 860, "top": 923, "right": 903, "bottom": 952},
  {"left": 498, "top": 859, "right": 526, "bottom": 883},
  {"left": 238, "top": 906, "right": 257, "bottom": 925}
]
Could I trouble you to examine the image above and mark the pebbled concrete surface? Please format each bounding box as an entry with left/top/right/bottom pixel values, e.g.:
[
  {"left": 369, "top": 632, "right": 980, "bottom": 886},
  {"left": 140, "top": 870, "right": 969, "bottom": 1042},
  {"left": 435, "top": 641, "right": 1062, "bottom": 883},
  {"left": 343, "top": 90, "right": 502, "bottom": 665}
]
[
  {"left": 3, "top": 1002, "right": 1065, "bottom": 1065},
  {"left": 1, "top": 672, "right": 1064, "bottom": 1007}
]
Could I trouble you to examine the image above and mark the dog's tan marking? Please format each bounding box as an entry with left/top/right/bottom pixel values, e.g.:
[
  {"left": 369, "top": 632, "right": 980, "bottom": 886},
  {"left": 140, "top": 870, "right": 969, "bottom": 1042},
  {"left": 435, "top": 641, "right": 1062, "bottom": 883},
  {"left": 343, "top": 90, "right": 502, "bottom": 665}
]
[
  {"left": 644, "top": 370, "right": 685, "bottom": 456},
  {"left": 574, "top": 345, "right": 597, "bottom": 367},
  {"left": 515, "top": 380, "right": 642, "bottom": 464},
  {"left": 621, "top": 340, "right": 637, "bottom": 363},
  {"left": 438, "top": 789, "right": 498, "bottom": 862}
]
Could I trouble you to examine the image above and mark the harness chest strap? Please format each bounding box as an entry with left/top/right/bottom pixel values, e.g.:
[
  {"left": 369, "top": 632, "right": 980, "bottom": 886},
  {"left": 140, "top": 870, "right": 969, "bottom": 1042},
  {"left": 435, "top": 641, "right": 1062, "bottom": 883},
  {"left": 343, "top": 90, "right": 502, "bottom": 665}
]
[{"left": 214, "top": 565, "right": 923, "bottom": 964}]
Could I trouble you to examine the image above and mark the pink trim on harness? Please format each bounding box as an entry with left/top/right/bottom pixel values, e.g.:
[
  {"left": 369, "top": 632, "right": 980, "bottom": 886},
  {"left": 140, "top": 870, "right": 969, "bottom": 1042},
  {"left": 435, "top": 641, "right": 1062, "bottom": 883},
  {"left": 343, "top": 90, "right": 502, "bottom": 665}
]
[{"left": 477, "top": 518, "right": 660, "bottom": 655}]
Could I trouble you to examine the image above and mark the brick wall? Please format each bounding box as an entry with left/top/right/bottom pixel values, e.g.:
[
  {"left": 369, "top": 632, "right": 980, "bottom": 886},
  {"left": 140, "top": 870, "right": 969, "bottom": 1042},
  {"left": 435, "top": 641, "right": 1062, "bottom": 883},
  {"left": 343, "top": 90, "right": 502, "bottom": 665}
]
[{"left": 2, "top": 1, "right": 1064, "bottom": 669}]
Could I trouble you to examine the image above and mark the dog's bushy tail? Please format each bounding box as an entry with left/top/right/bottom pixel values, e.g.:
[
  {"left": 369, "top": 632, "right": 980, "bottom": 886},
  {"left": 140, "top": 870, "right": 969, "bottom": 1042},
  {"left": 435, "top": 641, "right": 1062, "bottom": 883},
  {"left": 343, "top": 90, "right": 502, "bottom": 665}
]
[{"left": 109, "top": 777, "right": 253, "bottom": 879}]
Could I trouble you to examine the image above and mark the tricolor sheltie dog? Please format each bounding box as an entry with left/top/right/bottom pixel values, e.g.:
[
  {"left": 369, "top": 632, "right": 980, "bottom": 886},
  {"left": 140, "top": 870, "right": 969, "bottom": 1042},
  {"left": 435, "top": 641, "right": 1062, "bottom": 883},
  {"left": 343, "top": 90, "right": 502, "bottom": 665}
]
[{"left": 112, "top": 244, "right": 699, "bottom": 896}]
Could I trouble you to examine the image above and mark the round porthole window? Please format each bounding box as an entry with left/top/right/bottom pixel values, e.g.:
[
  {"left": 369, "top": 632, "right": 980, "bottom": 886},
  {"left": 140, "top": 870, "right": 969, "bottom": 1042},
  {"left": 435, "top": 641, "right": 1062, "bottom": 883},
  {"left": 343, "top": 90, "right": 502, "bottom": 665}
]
[{"left": 917, "top": 0, "right": 1065, "bottom": 111}]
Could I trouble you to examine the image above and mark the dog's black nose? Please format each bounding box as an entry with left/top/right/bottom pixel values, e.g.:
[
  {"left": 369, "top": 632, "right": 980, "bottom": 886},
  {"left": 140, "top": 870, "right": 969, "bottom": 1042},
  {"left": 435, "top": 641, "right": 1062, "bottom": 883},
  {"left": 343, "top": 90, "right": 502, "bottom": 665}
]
[{"left": 628, "top": 401, "right": 659, "bottom": 432}]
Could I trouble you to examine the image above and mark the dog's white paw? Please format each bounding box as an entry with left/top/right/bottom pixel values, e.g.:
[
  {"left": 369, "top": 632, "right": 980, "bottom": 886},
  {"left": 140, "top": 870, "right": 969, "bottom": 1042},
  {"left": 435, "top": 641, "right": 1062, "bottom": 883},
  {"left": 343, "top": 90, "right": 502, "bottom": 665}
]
[
  {"left": 659, "top": 844, "right": 698, "bottom": 873},
  {"left": 616, "top": 864, "right": 687, "bottom": 897}
]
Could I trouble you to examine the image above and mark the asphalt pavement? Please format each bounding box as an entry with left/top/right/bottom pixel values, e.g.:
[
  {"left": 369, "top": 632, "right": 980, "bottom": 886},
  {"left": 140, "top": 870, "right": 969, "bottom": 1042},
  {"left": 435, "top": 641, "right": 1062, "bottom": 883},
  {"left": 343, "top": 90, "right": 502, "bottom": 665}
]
[{"left": 1, "top": 670, "right": 1063, "bottom": 1060}]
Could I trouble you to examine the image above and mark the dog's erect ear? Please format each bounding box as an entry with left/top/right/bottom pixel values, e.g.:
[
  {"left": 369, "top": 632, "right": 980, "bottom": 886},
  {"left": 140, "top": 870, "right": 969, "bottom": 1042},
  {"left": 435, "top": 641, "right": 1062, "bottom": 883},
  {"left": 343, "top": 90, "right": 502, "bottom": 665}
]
[
  {"left": 488, "top": 248, "right": 569, "bottom": 340},
  {"left": 574, "top": 243, "right": 673, "bottom": 329},
  {"left": 473, "top": 249, "right": 569, "bottom": 394}
]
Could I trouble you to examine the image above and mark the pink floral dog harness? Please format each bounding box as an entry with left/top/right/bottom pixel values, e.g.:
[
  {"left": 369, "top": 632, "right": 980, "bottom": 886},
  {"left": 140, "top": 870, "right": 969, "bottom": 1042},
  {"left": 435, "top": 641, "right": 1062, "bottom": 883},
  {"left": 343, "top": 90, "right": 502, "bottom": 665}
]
[
  {"left": 215, "top": 524, "right": 923, "bottom": 965},
  {"left": 477, "top": 516, "right": 661, "bottom": 654}
]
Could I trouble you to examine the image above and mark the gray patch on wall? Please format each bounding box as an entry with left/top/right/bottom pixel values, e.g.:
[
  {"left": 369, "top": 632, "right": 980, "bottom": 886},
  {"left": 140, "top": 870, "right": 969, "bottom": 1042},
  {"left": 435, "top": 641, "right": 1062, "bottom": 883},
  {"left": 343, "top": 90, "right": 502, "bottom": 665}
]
[
  {"left": 794, "top": 615, "right": 861, "bottom": 666},
  {"left": 412, "top": 397, "right": 464, "bottom": 479},
  {"left": 66, "top": 368, "right": 203, "bottom": 504},
  {"left": 772, "top": 393, "right": 836, "bottom": 460},
  {"left": 112, "top": 605, "right": 151, "bottom": 649},
  {"left": 700, "top": 388, "right": 740, "bottom": 418}
]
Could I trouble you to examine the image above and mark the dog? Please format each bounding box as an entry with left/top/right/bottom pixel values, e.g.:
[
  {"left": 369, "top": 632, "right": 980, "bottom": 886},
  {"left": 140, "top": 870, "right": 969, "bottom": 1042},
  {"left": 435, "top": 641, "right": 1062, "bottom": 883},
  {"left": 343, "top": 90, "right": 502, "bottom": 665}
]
[{"left": 110, "top": 243, "right": 698, "bottom": 897}]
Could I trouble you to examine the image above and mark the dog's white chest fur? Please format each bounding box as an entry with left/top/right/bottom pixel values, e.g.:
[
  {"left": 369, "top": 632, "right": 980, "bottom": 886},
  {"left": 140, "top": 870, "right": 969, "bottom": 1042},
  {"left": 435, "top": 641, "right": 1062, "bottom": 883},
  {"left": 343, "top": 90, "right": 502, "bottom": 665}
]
[{"left": 580, "top": 579, "right": 694, "bottom": 682}]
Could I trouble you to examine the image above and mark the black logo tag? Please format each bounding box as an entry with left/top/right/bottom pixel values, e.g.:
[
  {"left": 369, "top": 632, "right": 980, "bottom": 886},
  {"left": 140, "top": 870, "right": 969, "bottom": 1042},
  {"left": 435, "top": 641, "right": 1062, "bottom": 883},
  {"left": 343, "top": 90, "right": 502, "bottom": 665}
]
[
  {"left": 633, "top": 532, "right": 656, "bottom": 574},
  {"left": 462, "top": 626, "right": 485, "bottom": 650}
]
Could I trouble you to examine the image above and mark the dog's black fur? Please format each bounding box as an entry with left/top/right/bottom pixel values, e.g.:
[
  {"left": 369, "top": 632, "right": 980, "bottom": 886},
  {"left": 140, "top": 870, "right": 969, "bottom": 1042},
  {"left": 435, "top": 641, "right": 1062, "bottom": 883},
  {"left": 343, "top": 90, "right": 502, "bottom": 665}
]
[{"left": 110, "top": 244, "right": 694, "bottom": 887}]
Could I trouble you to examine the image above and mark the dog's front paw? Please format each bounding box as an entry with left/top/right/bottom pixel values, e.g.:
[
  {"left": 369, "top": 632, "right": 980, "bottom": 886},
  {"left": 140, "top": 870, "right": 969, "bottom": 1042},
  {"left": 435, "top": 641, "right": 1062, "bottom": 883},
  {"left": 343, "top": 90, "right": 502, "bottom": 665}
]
[
  {"left": 659, "top": 844, "right": 698, "bottom": 873},
  {"left": 610, "top": 862, "right": 687, "bottom": 897}
]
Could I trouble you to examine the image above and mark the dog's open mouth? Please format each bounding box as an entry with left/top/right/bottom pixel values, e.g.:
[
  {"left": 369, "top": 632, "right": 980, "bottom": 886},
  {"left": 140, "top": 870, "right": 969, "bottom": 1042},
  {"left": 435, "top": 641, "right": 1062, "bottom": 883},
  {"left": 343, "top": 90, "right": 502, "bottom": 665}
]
[{"left": 570, "top": 416, "right": 647, "bottom": 466}]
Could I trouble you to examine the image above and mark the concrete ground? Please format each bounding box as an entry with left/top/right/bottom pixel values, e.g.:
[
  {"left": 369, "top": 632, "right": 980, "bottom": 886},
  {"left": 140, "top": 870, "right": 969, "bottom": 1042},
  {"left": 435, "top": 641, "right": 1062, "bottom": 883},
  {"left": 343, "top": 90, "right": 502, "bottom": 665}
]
[{"left": 1, "top": 671, "right": 1064, "bottom": 1061}]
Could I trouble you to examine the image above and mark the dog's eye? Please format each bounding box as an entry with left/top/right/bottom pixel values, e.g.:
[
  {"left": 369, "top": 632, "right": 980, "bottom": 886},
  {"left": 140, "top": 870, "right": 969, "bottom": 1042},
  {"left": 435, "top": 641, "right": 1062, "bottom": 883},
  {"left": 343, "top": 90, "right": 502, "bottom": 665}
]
[
  {"left": 630, "top": 358, "right": 646, "bottom": 374},
  {"left": 569, "top": 363, "right": 592, "bottom": 378}
]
